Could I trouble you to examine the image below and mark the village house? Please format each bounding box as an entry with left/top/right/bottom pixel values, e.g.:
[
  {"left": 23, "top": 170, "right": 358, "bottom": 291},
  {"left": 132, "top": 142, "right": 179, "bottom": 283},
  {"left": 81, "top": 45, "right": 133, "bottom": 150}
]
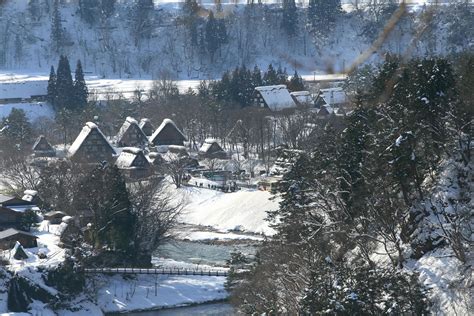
[
  {"left": 115, "top": 147, "right": 153, "bottom": 180},
  {"left": 149, "top": 119, "right": 187, "bottom": 146},
  {"left": 139, "top": 118, "right": 154, "bottom": 137},
  {"left": 198, "top": 139, "right": 228, "bottom": 159},
  {"left": 115, "top": 117, "right": 149, "bottom": 148},
  {"left": 44, "top": 211, "right": 67, "bottom": 225},
  {"left": 290, "top": 91, "right": 313, "bottom": 106},
  {"left": 254, "top": 85, "right": 297, "bottom": 111},
  {"left": 68, "top": 122, "right": 116, "bottom": 163},
  {"left": 0, "top": 228, "right": 38, "bottom": 250},
  {"left": 314, "top": 87, "right": 349, "bottom": 110},
  {"left": 0, "top": 194, "right": 40, "bottom": 230},
  {"left": 32, "top": 135, "right": 56, "bottom": 157}
]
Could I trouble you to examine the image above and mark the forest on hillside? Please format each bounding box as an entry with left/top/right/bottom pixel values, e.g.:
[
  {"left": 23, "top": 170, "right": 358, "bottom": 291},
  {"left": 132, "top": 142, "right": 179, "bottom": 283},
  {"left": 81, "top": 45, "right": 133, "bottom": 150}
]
[{"left": 0, "top": 0, "right": 472, "bottom": 77}]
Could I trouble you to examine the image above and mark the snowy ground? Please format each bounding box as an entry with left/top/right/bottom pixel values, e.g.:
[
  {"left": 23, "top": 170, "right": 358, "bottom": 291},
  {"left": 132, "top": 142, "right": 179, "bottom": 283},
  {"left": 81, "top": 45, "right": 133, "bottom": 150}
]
[
  {"left": 95, "top": 271, "right": 227, "bottom": 313},
  {"left": 175, "top": 185, "right": 279, "bottom": 236}
]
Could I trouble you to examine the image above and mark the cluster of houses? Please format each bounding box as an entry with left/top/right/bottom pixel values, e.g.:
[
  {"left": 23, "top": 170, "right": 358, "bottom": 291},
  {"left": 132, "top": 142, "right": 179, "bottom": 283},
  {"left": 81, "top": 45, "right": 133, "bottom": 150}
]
[
  {"left": 30, "top": 116, "right": 232, "bottom": 189},
  {"left": 253, "top": 85, "right": 349, "bottom": 117}
]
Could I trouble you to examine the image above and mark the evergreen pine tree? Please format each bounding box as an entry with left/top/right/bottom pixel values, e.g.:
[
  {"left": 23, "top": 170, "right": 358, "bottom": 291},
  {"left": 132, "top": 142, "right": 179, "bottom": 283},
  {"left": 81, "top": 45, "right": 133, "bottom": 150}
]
[
  {"left": 281, "top": 0, "right": 297, "bottom": 36},
  {"left": 251, "top": 65, "right": 263, "bottom": 87},
  {"left": 263, "top": 64, "right": 279, "bottom": 85},
  {"left": 56, "top": 55, "right": 74, "bottom": 110},
  {"left": 276, "top": 65, "right": 288, "bottom": 84},
  {"left": 287, "top": 70, "right": 305, "bottom": 91},
  {"left": 73, "top": 60, "right": 88, "bottom": 109},
  {"left": 47, "top": 66, "right": 57, "bottom": 107},
  {"left": 51, "top": 0, "right": 64, "bottom": 53},
  {"left": 1, "top": 109, "right": 33, "bottom": 152},
  {"left": 205, "top": 11, "right": 219, "bottom": 62},
  {"left": 307, "top": 0, "right": 341, "bottom": 38}
]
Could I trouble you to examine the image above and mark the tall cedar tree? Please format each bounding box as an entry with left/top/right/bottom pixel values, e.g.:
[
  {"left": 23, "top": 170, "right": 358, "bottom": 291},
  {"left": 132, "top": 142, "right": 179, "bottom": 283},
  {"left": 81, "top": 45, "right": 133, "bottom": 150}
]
[
  {"left": 73, "top": 60, "right": 88, "bottom": 109},
  {"left": 307, "top": 0, "right": 341, "bottom": 36},
  {"left": 287, "top": 70, "right": 305, "bottom": 91},
  {"left": 51, "top": 0, "right": 64, "bottom": 53},
  {"left": 55, "top": 55, "right": 74, "bottom": 110},
  {"left": 47, "top": 66, "right": 57, "bottom": 106},
  {"left": 205, "top": 11, "right": 219, "bottom": 62},
  {"left": 281, "top": 0, "right": 298, "bottom": 35}
]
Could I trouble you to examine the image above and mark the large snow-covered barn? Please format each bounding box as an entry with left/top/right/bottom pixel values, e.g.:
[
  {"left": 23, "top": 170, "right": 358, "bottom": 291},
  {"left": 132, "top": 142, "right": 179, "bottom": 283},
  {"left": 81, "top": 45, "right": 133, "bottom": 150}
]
[
  {"left": 149, "top": 119, "right": 187, "bottom": 146},
  {"left": 254, "top": 85, "right": 297, "bottom": 111},
  {"left": 199, "top": 139, "right": 227, "bottom": 159},
  {"left": 68, "top": 122, "right": 116, "bottom": 163},
  {"left": 115, "top": 117, "right": 149, "bottom": 148}
]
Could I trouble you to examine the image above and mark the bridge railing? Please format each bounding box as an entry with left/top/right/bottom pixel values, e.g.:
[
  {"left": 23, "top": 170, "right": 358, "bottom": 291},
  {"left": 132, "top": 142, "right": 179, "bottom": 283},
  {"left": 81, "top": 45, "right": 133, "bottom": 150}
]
[{"left": 83, "top": 267, "right": 229, "bottom": 277}]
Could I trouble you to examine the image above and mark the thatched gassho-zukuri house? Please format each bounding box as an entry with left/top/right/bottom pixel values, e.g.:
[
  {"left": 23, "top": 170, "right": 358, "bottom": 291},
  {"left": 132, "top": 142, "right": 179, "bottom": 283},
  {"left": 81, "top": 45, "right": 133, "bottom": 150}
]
[
  {"left": 116, "top": 117, "right": 149, "bottom": 148},
  {"left": 139, "top": 118, "right": 154, "bottom": 137},
  {"left": 199, "top": 139, "right": 227, "bottom": 159},
  {"left": 254, "top": 85, "right": 297, "bottom": 111},
  {"left": 68, "top": 122, "right": 116, "bottom": 163},
  {"left": 115, "top": 147, "right": 153, "bottom": 179},
  {"left": 149, "top": 119, "right": 187, "bottom": 146},
  {"left": 32, "top": 135, "right": 56, "bottom": 157}
]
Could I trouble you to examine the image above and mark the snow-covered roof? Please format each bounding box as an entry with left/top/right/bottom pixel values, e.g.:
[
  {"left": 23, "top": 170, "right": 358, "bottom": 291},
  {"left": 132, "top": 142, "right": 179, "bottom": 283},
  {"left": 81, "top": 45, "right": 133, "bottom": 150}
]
[
  {"left": 0, "top": 228, "right": 38, "bottom": 240},
  {"left": 290, "top": 91, "right": 312, "bottom": 105},
  {"left": 7, "top": 205, "right": 40, "bottom": 213},
  {"left": 115, "top": 147, "right": 149, "bottom": 169},
  {"left": 115, "top": 116, "right": 148, "bottom": 146},
  {"left": 149, "top": 119, "right": 187, "bottom": 145},
  {"left": 32, "top": 135, "right": 54, "bottom": 152},
  {"left": 199, "top": 139, "right": 223, "bottom": 154},
  {"left": 22, "top": 190, "right": 38, "bottom": 202},
  {"left": 317, "top": 87, "right": 348, "bottom": 106},
  {"left": 68, "top": 122, "right": 115, "bottom": 157},
  {"left": 0, "top": 81, "right": 47, "bottom": 99},
  {"left": 255, "top": 85, "right": 297, "bottom": 111}
]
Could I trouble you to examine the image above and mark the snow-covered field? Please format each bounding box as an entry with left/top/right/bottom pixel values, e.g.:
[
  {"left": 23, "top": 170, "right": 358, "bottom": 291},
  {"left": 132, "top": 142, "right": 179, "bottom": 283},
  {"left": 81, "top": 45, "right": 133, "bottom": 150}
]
[{"left": 176, "top": 186, "right": 279, "bottom": 236}]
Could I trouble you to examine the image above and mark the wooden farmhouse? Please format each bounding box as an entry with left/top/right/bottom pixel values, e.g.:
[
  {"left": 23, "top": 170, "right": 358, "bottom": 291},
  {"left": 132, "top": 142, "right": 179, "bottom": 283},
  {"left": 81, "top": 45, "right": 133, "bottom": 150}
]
[
  {"left": 254, "top": 85, "right": 297, "bottom": 111},
  {"left": 0, "top": 194, "right": 40, "bottom": 230},
  {"left": 115, "top": 117, "right": 149, "bottom": 148},
  {"left": 290, "top": 91, "right": 313, "bottom": 106},
  {"left": 115, "top": 147, "right": 153, "bottom": 179},
  {"left": 149, "top": 119, "right": 187, "bottom": 146},
  {"left": 139, "top": 118, "right": 154, "bottom": 137},
  {"left": 0, "top": 229, "right": 38, "bottom": 250},
  {"left": 68, "top": 122, "right": 116, "bottom": 163},
  {"left": 32, "top": 135, "right": 56, "bottom": 157},
  {"left": 314, "top": 87, "right": 349, "bottom": 110},
  {"left": 199, "top": 139, "right": 227, "bottom": 159},
  {"left": 44, "top": 211, "right": 67, "bottom": 224}
]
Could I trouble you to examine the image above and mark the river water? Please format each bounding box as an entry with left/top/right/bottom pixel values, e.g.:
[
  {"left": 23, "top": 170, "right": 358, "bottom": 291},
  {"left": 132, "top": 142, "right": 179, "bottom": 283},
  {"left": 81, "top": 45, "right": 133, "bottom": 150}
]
[{"left": 113, "top": 230, "right": 257, "bottom": 315}]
